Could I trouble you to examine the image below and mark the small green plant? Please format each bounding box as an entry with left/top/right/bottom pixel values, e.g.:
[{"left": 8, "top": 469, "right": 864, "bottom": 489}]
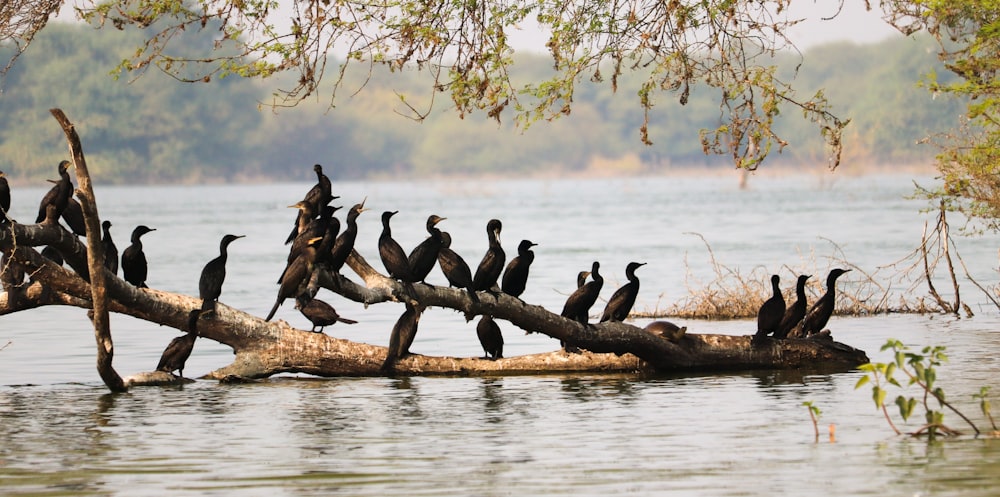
[
  {"left": 973, "top": 386, "right": 998, "bottom": 432},
  {"left": 803, "top": 401, "right": 822, "bottom": 442},
  {"left": 856, "top": 339, "right": 982, "bottom": 439}
]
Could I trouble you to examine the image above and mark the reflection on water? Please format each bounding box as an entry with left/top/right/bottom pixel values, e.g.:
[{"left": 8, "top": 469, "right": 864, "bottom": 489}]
[{"left": 2, "top": 175, "right": 1000, "bottom": 495}]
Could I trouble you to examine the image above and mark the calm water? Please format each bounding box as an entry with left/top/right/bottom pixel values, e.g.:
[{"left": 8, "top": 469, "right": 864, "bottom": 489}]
[{"left": 2, "top": 173, "right": 1000, "bottom": 496}]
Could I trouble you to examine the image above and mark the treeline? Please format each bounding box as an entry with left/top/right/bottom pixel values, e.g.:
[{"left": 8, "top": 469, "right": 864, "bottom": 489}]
[{"left": 0, "top": 22, "right": 965, "bottom": 184}]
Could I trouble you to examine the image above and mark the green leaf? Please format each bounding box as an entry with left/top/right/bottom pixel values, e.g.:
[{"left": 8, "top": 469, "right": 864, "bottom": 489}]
[
  {"left": 854, "top": 375, "right": 871, "bottom": 389},
  {"left": 874, "top": 386, "right": 887, "bottom": 409}
]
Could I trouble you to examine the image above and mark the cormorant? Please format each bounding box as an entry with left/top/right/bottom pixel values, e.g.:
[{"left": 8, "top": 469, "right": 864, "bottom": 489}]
[
  {"left": 378, "top": 210, "right": 416, "bottom": 282},
  {"left": 121, "top": 225, "right": 155, "bottom": 288},
  {"left": 265, "top": 236, "right": 323, "bottom": 321},
  {"left": 472, "top": 219, "right": 504, "bottom": 292},
  {"left": 754, "top": 274, "right": 786, "bottom": 342},
  {"left": 295, "top": 295, "right": 358, "bottom": 333},
  {"left": 41, "top": 246, "right": 63, "bottom": 266},
  {"left": 284, "top": 198, "right": 317, "bottom": 246},
  {"left": 35, "top": 160, "right": 73, "bottom": 224},
  {"left": 800, "top": 268, "right": 851, "bottom": 335},
  {"left": 199, "top": 234, "right": 244, "bottom": 313},
  {"left": 775, "top": 274, "right": 811, "bottom": 339},
  {"left": 561, "top": 261, "right": 603, "bottom": 324},
  {"left": 501, "top": 239, "right": 537, "bottom": 298},
  {"left": 0, "top": 170, "right": 10, "bottom": 224},
  {"left": 644, "top": 320, "right": 688, "bottom": 342},
  {"left": 279, "top": 204, "right": 339, "bottom": 283},
  {"left": 600, "top": 261, "right": 646, "bottom": 322},
  {"left": 156, "top": 309, "right": 202, "bottom": 378},
  {"left": 437, "top": 231, "right": 476, "bottom": 299},
  {"left": 407, "top": 214, "right": 446, "bottom": 284},
  {"left": 61, "top": 197, "right": 86, "bottom": 236},
  {"left": 382, "top": 302, "right": 420, "bottom": 371},
  {"left": 101, "top": 220, "right": 119, "bottom": 275},
  {"left": 476, "top": 315, "right": 504, "bottom": 360},
  {"left": 285, "top": 164, "right": 334, "bottom": 244},
  {"left": 328, "top": 199, "right": 367, "bottom": 274}
]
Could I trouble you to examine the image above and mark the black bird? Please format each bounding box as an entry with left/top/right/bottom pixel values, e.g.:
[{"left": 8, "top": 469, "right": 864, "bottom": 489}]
[
  {"left": 382, "top": 302, "right": 420, "bottom": 371},
  {"left": 329, "top": 199, "right": 367, "bottom": 274},
  {"left": 285, "top": 164, "right": 333, "bottom": 244},
  {"left": 35, "top": 160, "right": 73, "bottom": 224},
  {"left": 0, "top": 170, "right": 10, "bottom": 224},
  {"left": 754, "top": 274, "right": 786, "bottom": 342},
  {"left": 378, "top": 210, "right": 416, "bottom": 282},
  {"left": 501, "top": 239, "right": 537, "bottom": 298},
  {"left": 295, "top": 295, "right": 358, "bottom": 333},
  {"left": 775, "top": 274, "right": 811, "bottom": 339},
  {"left": 407, "top": 214, "right": 446, "bottom": 284},
  {"left": 279, "top": 204, "right": 339, "bottom": 283},
  {"left": 473, "top": 219, "right": 505, "bottom": 292},
  {"left": 61, "top": 197, "right": 86, "bottom": 236},
  {"left": 266, "top": 236, "right": 323, "bottom": 321},
  {"left": 199, "top": 234, "right": 244, "bottom": 313},
  {"left": 122, "top": 225, "right": 155, "bottom": 288},
  {"left": 561, "top": 261, "right": 604, "bottom": 325},
  {"left": 284, "top": 198, "right": 317, "bottom": 246},
  {"left": 41, "top": 246, "right": 63, "bottom": 266},
  {"left": 600, "top": 261, "right": 646, "bottom": 322},
  {"left": 476, "top": 315, "right": 504, "bottom": 360},
  {"left": 156, "top": 309, "right": 202, "bottom": 378},
  {"left": 801, "top": 268, "right": 851, "bottom": 335},
  {"left": 101, "top": 220, "right": 119, "bottom": 275},
  {"left": 437, "top": 231, "right": 476, "bottom": 298},
  {"left": 576, "top": 270, "right": 590, "bottom": 289}
]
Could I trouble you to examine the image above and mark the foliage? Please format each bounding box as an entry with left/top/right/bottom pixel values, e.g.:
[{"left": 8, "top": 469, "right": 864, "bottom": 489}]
[
  {"left": 803, "top": 400, "right": 822, "bottom": 442},
  {"left": 855, "top": 339, "right": 990, "bottom": 439}
]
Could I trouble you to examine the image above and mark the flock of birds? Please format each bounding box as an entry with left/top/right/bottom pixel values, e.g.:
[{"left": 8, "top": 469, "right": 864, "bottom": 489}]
[{"left": 0, "top": 161, "right": 851, "bottom": 379}]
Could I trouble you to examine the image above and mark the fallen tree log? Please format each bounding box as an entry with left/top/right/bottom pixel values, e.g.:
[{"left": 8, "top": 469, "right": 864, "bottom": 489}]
[{"left": 0, "top": 111, "right": 870, "bottom": 389}]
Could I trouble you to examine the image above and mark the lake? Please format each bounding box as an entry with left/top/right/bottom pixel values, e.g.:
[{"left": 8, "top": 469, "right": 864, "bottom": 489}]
[{"left": 2, "top": 172, "right": 1000, "bottom": 496}]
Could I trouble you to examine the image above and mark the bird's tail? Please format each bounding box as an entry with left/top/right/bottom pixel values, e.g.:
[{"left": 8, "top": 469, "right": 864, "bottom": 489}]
[
  {"left": 265, "top": 301, "right": 281, "bottom": 322},
  {"left": 338, "top": 317, "right": 359, "bottom": 325}
]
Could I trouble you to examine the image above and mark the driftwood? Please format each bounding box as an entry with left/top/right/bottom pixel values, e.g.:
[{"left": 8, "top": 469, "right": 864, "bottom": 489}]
[{"left": 0, "top": 111, "right": 870, "bottom": 390}]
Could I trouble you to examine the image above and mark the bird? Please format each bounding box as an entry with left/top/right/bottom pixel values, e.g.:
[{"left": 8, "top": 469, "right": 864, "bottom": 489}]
[
  {"left": 35, "top": 160, "right": 73, "bottom": 224},
  {"left": 644, "top": 320, "right": 688, "bottom": 342},
  {"left": 265, "top": 236, "right": 323, "bottom": 321},
  {"left": 407, "top": 214, "right": 447, "bottom": 284},
  {"left": 41, "top": 246, "right": 63, "bottom": 266},
  {"left": 501, "top": 239, "right": 537, "bottom": 298},
  {"left": 754, "top": 274, "right": 786, "bottom": 342},
  {"left": 382, "top": 302, "right": 420, "bottom": 371},
  {"left": 199, "top": 234, "right": 244, "bottom": 314},
  {"left": 156, "top": 309, "right": 202, "bottom": 378},
  {"left": 61, "top": 197, "right": 86, "bottom": 236},
  {"left": 437, "top": 231, "right": 476, "bottom": 299},
  {"left": 328, "top": 199, "right": 367, "bottom": 274},
  {"left": 378, "top": 210, "right": 416, "bottom": 282},
  {"left": 0, "top": 170, "right": 10, "bottom": 224},
  {"left": 473, "top": 219, "right": 505, "bottom": 293},
  {"left": 279, "top": 204, "right": 339, "bottom": 283},
  {"left": 285, "top": 164, "right": 334, "bottom": 244},
  {"left": 600, "top": 261, "right": 646, "bottom": 322},
  {"left": 561, "top": 261, "right": 603, "bottom": 325},
  {"left": 800, "top": 268, "right": 851, "bottom": 336},
  {"left": 775, "top": 274, "right": 811, "bottom": 339},
  {"left": 101, "top": 220, "right": 119, "bottom": 275},
  {"left": 295, "top": 295, "right": 357, "bottom": 333},
  {"left": 284, "top": 197, "right": 317, "bottom": 246},
  {"left": 121, "top": 225, "right": 155, "bottom": 288},
  {"left": 476, "top": 315, "right": 504, "bottom": 360}
]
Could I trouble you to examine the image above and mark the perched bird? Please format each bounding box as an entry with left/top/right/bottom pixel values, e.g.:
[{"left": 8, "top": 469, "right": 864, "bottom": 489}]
[
  {"left": 561, "top": 261, "right": 604, "bottom": 325},
  {"left": 199, "top": 234, "right": 244, "bottom": 313},
  {"left": 0, "top": 170, "right": 10, "bottom": 224},
  {"left": 101, "top": 220, "right": 119, "bottom": 275},
  {"left": 407, "top": 214, "right": 446, "bottom": 284},
  {"left": 600, "top": 261, "right": 646, "bottom": 322},
  {"left": 284, "top": 198, "right": 317, "bottom": 246},
  {"left": 472, "top": 219, "right": 505, "bottom": 292},
  {"left": 754, "top": 274, "right": 786, "bottom": 342},
  {"left": 328, "top": 199, "right": 367, "bottom": 274},
  {"left": 295, "top": 295, "right": 357, "bottom": 333},
  {"left": 286, "top": 164, "right": 334, "bottom": 244},
  {"left": 800, "top": 268, "right": 851, "bottom": 335},
  {"left": 644, "top": 320, "right": 688, "bottom": 342},
  {"left": 476, "top": 315, "right": 504, "bottom": 360},
  {"left": 382, "top": 303, "right": 420, "bottom": 371},
  {"left": 265, "top": 236, "right": 323, "bottom": 321},
  {"left": 41, "top": 246, "right": 63, "bottom": 266},
  {"left": 35, "top": 160, "right": 73, "bottom": 224},
  {"left": 61, "top": 197, "right": 86, "bottom": 236},
  {"left": 121, "top": 225, "right": 155, "bottom": 288},
  {"left": 279, "top": 203, "right": 338, "bottom": 283},
  {"left": 156, "top": 309, "right": 202, "bottom": 378},
  {"left": 501, "top": 239, "right": 537, "bottom": 298},
  {"left": 378, "top": 210, "right": 416, "bottom": 282},
  {"left": 437, "top": 231, "right": 476, "bottom": 298},
  {"left": 775, "top": 274, "right": 811, "bottom": 339}
]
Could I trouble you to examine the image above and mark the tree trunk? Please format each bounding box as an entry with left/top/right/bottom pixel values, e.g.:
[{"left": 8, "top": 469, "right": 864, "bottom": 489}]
[{"left": 0, "top": 111, "right": 870, "bottom": 386}]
